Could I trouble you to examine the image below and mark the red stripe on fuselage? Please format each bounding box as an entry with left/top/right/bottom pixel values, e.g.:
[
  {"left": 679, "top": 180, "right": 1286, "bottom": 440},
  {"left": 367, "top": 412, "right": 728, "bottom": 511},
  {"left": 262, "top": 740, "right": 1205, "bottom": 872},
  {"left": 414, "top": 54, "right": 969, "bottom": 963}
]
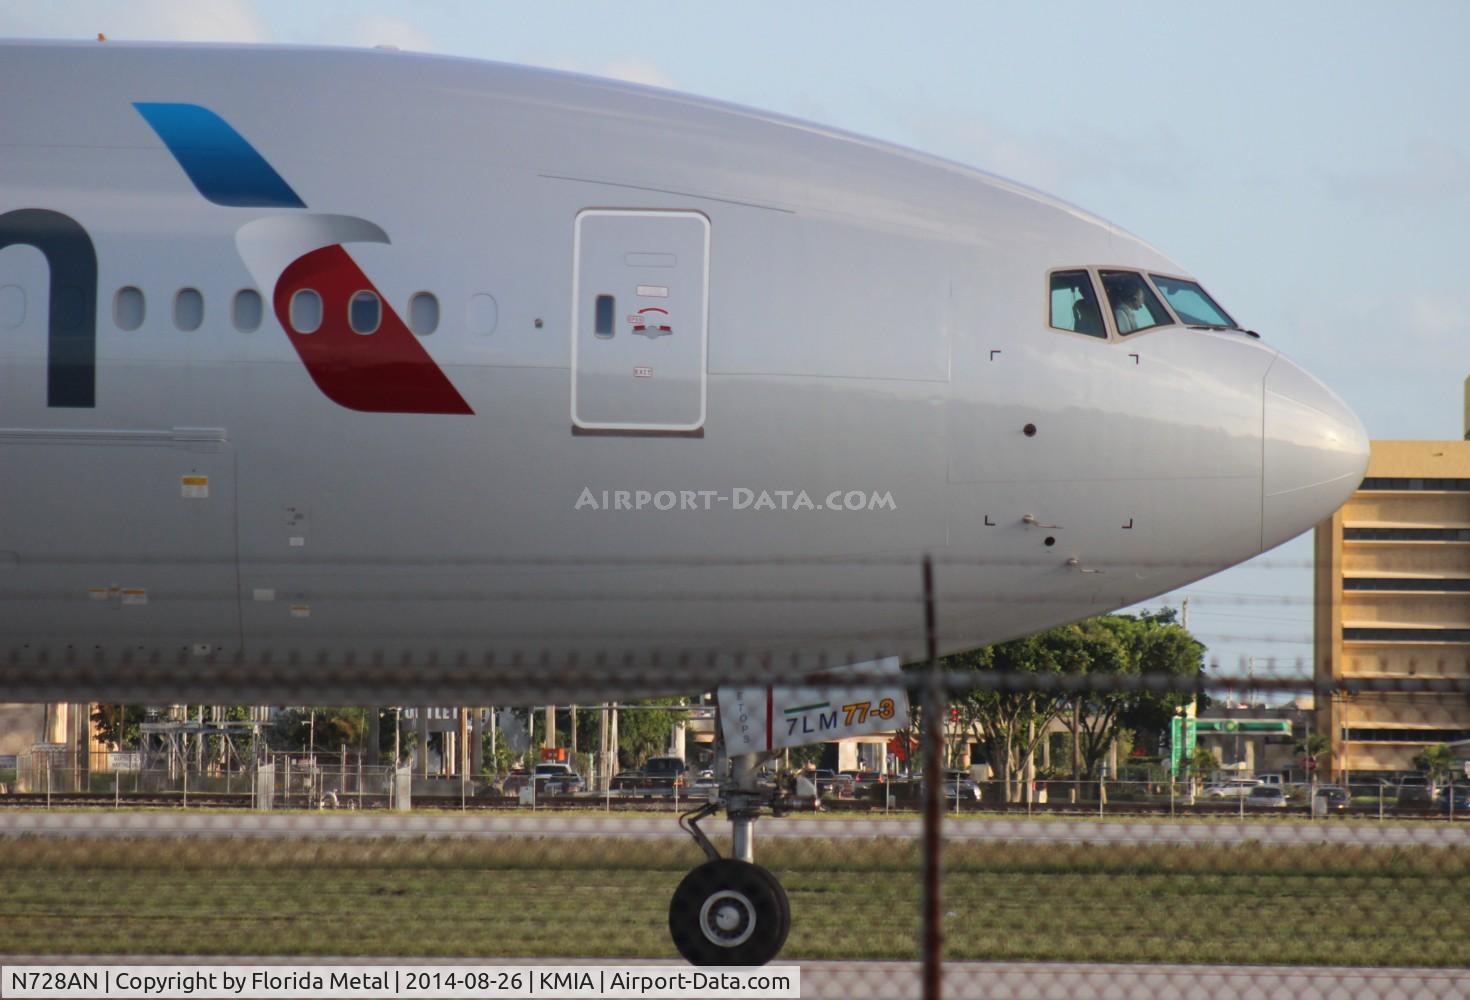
[{"left": 274, "top": 245, "right": 473, "bottom": 415}]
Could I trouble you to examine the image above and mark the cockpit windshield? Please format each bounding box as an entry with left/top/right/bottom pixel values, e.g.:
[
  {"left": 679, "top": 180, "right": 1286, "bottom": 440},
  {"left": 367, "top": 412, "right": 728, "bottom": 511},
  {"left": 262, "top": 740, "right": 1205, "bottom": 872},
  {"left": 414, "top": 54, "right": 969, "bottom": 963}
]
[
  {"left": 1149, "top": 274, "right": 1236, "bottom": 328},
  {"left": 1099, "top": 270, "right": 1171, "bottom": 335}
]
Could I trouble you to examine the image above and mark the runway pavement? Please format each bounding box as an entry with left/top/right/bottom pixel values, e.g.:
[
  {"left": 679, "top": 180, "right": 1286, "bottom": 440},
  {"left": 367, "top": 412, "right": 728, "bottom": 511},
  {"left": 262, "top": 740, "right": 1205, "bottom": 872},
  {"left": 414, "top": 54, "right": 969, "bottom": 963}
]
[{"left": 1, "top": 809, "right": 1466, "bottom": 847}]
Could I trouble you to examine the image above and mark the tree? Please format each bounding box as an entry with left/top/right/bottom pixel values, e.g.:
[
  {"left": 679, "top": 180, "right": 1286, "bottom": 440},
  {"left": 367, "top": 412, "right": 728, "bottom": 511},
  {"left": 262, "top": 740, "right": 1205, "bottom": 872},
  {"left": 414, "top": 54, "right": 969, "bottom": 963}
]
[
  {"left": 479, "top": 724, "right": 517, "bottom": 779},
  {"left": 1078, "top": 612, "right": 1206, "bottom": 780},
  {"left": 949, "top": 609, "right": 1206, "bottom": 801},
  {"left": 1187, "top": 744, "right": 1216, "bottom": 795},
  {"left": 1413, "top": 743, "right": 1456, "bottom": 784},
  {"left": 1296, "top": 732, "right": 1331, "bottom": 776},
  {"left": 268, "top": 707, "right": 367, "bottom": 753},
  {"left": 1060, "top": 619, "right": 1130, "bottom": 786},
  {"left": 90, "top": 705, "right": 148, "bottom": 749},
  {"left": 616, "top": 698, "right": 689, "bottom": 768},
  {"left": 948, "top": 630, "right": 1077, "bottom": 802}
]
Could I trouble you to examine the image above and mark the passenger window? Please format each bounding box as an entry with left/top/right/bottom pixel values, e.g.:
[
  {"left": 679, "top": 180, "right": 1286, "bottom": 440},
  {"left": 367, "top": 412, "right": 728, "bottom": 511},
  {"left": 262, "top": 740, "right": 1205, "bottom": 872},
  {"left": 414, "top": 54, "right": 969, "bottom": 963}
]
[
  {"left": 594, "top": 294, "right": 615, "bottom": 337},
  {"left": 348, "top": 290, "right": 380, "bottom": 334},
  {"left": 1149, "top": 274, "right": 1236, "bottom": 328},
  {"left": 1049, "top": 270, "right": 1105, "bottom": 338},
  {"left": 114, "top": 286, "right": 145, "bottom": 331},
  {"left": 231, "top": 289, "right": 262, "bottom": 332},
  {"left": 289, "top": 289, "right": 322, "bottom": 334},
  {"left": 174, "top": 288, "right": 204, "bottom": 332},
  {"left": 409, "top": 292, "right": 439, "bottom": 336},
  {"left": 1100, "top": 270, "right": 1172, "bottom": 335}
]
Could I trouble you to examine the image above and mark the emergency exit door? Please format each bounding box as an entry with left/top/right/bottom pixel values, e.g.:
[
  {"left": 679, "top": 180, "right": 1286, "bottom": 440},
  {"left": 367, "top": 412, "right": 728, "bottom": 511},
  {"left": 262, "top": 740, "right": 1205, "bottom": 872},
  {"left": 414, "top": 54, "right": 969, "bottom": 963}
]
[{"left": 572, "top": 209, "right": 709, "bottom": 431}]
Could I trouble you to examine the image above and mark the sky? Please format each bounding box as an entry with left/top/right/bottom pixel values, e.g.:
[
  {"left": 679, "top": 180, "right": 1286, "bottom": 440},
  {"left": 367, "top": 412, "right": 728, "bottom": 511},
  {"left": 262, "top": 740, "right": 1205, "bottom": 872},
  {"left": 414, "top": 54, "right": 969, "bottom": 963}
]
[{"left": 4, "top": 1, "right": 1468, "bottom": 685}]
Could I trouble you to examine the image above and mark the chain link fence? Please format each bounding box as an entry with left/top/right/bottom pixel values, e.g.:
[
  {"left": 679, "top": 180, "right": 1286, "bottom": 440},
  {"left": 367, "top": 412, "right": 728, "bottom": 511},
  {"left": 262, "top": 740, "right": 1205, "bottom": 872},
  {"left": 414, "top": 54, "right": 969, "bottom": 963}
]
[{"left": 1, "top": 554, "right": 1467, "bottom": 998}]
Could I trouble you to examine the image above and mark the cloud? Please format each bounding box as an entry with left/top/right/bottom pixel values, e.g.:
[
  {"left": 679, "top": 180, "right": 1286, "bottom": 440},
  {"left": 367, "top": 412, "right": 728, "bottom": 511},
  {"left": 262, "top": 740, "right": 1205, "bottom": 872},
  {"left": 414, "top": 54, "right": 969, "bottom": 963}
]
[
  {"left": 0, "top": 0, "right": 270, "bottom": 42},
  {"left": 342, "top": 14, "right": 435, "bottom": 53}
]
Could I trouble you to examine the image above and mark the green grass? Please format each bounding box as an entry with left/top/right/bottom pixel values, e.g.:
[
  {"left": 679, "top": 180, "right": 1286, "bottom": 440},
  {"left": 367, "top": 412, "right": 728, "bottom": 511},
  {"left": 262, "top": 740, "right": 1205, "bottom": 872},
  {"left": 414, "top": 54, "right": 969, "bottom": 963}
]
[{"left": 0, "top": 837, "right": 1465, "bottom": 966}]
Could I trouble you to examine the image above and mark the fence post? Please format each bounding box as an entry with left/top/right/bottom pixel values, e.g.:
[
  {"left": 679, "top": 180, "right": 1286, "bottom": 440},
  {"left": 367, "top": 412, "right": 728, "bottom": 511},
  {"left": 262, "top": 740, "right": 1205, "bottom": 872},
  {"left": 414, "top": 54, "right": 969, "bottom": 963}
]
[
  {"left": 920, "top": 554, "right": 943, "bottom": 1000},
  {"left": 115, "top": 770, "right": 120, "bottom": 809}
]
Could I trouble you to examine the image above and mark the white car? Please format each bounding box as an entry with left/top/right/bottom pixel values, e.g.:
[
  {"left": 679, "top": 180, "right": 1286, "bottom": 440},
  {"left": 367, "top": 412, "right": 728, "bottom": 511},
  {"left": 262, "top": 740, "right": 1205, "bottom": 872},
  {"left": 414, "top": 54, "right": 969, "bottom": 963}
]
[
  {"left": 1204, "top": 779, "right": 1261, "bottom": 799},
  {"left": 691, "top": 769, "right": 719, "bottom": 800}
]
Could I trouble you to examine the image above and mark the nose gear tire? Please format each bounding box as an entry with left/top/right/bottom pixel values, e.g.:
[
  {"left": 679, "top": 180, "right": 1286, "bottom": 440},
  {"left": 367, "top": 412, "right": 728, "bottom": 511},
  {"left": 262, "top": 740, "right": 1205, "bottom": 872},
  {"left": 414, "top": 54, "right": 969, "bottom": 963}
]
[{"left": 669, "top": 859, "right": 790, "bottom": 966}]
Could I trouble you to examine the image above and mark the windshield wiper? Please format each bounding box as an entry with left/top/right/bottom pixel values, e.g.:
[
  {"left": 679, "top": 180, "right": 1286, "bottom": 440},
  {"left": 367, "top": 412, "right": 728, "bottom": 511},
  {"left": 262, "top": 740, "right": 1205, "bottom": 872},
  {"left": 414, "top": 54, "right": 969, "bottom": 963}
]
[{"left": 1188, "top": 324, "right": 1259, "bottom": 338}]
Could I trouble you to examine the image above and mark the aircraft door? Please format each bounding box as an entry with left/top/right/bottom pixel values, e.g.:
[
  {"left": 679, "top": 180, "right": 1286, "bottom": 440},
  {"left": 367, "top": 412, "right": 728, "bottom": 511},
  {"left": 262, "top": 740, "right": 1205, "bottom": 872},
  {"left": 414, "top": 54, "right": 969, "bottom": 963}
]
[{"left": 572, "top": 210, "right": 709, "bottom": 431}]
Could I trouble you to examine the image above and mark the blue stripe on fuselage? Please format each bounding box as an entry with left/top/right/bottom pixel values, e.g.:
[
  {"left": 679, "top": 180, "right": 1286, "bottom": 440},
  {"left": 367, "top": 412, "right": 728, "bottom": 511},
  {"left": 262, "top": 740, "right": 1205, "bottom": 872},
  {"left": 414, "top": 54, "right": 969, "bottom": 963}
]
[{"left": 133, "top": 102, "right": 306, "bottom": 209}]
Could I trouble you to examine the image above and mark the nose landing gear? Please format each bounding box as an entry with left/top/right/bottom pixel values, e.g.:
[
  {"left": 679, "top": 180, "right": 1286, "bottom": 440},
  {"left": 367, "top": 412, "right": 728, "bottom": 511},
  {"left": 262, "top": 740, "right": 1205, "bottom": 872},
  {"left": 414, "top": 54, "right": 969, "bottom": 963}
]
[
  {"left": 668, "top": 751, "right": 793, "bottom": 967},
  {"left": 669, "top": 858, "right": 790, "bottom": 966}
]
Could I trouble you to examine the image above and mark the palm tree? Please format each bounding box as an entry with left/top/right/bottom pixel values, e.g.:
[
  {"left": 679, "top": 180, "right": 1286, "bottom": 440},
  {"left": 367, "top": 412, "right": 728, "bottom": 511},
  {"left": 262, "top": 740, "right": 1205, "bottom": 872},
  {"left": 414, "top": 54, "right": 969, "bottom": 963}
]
[
  {"left": 1413, "top": 744, "right": 1456, "bottom": 788},
  {"left": 1295, "top": 732, "right": 1330, "bottom": 780}
]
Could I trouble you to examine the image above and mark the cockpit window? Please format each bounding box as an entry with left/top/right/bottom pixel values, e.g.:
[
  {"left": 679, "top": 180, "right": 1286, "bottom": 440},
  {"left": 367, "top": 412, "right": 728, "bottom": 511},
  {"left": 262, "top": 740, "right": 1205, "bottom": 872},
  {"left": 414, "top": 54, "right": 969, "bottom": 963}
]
[
  {"left": 1149, "top": 274, "right": 1236, "bottom": 328},
  {"left": 1100, "top": 270, "right": 1172, "bottom": 335},
  {"left": 1048, "top": 270, "right": 1106, "bottom": 338}
]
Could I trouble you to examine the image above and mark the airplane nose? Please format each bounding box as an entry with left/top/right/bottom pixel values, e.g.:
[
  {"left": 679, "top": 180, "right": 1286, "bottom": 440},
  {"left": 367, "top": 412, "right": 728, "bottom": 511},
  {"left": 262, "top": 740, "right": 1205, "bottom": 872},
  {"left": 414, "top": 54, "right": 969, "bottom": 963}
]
[{"left": 1262, "top": 356, "right": 1370, "bottom": 548}]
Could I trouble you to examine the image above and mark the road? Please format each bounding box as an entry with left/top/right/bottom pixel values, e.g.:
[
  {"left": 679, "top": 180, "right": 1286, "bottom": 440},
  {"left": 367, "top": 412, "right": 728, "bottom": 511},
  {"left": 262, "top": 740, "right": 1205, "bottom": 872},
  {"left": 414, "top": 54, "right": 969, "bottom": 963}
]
[{"left": 1, "top": 809, "right": 1466, "bottom": 847}]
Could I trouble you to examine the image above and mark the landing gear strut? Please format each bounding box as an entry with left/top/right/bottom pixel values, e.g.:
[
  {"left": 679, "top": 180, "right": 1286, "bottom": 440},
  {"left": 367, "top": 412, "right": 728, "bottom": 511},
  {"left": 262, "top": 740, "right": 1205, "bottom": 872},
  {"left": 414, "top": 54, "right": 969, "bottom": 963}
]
[{"left": 669, "top": 751, "right": 793, "bottom": 966}]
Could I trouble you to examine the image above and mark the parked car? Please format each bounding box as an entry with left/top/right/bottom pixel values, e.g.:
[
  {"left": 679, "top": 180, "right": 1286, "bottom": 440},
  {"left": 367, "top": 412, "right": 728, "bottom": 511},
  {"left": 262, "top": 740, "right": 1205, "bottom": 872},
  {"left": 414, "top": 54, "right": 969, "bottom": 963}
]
[
  {"left": 942, "top": 770, "right": 981, "bottom": 802},
  {"left": 1313, "top": 785, "right": 1351, "bottom": 812},
  {"left": 1436, "top": 786, "right": 1470, "bottom": 813},
  {"left": 1245, "top": 786, "right": 1287, "bottom": 809},
  {"left": 844, "top": 769, "right": 886, "bottom": 790},
  {"left": 691, "top": 769, "right": 720, "bottom": 800},
  {"left": 532, "top": 762, "right": 583, "bottom": 795},
  {"left": 1396, "top": 776, "right": 1433, "bottom": 806},
  {"left": 1204, "top": 779, "right": 1260, "bottom": 799},
  {"left": 609, "top": 769, "right": 645, "bottom": 793},
  {"left": 642, "top": 756, "right": 690, "bottom": 791},
  {"left": 813, "top": 770, "right": 855, "bottom": 798}
]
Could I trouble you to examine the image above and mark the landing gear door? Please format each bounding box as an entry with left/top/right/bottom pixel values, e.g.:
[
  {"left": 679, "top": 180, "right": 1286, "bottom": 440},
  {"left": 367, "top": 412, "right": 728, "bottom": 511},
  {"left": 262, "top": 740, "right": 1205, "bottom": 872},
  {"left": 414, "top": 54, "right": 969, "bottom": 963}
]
[{"left": 572, "top": 210, "right": 709, "bottom": 432}]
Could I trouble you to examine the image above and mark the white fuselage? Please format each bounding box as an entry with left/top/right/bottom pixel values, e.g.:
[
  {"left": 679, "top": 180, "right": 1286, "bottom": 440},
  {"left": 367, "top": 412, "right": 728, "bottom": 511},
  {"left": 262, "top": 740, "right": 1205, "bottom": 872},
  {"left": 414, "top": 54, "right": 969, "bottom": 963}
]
[{"left": 0, "top": 41, "right": 1368, "bottom": 703}]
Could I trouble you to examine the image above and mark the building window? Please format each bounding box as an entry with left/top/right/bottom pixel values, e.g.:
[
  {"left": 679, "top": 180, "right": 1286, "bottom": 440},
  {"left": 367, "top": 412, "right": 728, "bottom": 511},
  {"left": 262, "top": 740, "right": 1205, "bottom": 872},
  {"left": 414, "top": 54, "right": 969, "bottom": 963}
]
[
  {"left": 1344, "top": 627, "right": 1470, "bottom": 642},
  {"left": 1343, "top": 728, "right": 1470, "bottom": 743},
  {"left": 1360, "top": 477, "right": 1470, "bottom": 492},
  {"left": 1344, "top": 528, "right": 1470, "bottom": 542},
  {"left": 1344, "top": 578, "right": 1470, "bottom": 593}
]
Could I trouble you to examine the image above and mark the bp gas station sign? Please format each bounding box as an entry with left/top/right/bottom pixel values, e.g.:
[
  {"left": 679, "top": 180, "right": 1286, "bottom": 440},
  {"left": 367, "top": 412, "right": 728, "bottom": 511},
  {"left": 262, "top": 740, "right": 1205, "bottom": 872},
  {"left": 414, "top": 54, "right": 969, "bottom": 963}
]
[{"left": 1169, "top": 717, "right": 1292, "bottom": 774}]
